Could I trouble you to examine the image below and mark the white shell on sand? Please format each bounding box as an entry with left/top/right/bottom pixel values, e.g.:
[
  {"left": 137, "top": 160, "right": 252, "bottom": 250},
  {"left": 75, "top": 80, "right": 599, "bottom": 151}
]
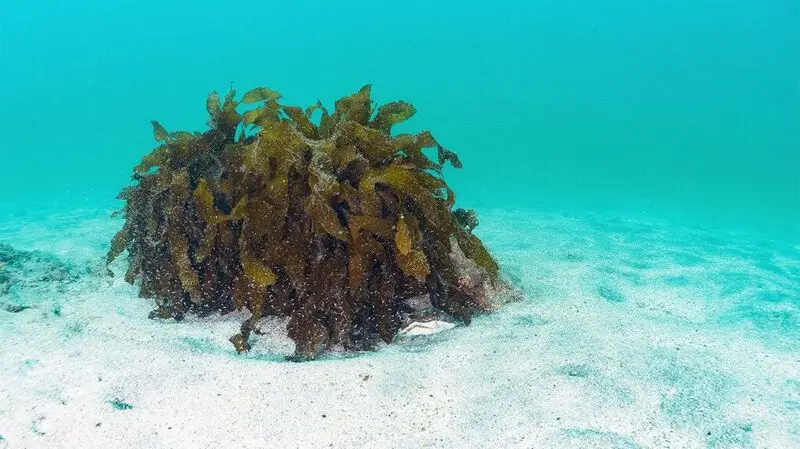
[{"left": 398, "top": 319, "right": 456, "bottom": 336}]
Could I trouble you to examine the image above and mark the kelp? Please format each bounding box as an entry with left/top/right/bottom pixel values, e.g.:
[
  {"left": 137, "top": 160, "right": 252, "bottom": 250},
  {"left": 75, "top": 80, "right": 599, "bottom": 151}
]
[{"left": 109, "top": 84, "right": 506, "bottom": 360}]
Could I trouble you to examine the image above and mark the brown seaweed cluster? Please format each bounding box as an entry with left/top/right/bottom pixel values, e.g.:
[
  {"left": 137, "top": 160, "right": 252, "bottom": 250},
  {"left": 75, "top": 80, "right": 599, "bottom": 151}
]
[{"left": 108, "top": 84, "right": 504, "bottom": 360}]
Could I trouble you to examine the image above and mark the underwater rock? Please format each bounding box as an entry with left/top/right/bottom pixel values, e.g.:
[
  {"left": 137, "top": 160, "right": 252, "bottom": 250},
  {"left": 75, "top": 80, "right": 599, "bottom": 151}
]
[
  {"left": 398, "top": 293, "right": 458, "bottom": 336},
  {"left": 0, "top": 244, "right": 72, "bottom": 280},
  {"left": 0, "top": 243, "right": 82, "bottom": 310},
  {"left": 399, "top": 293, "right": 436, "bottom": 326},
  {"left": 109, "top": 84, "right": 515, "bottom": 360},
  {"left": 402, "top": 293, "right": 434, "bottom": 312}
]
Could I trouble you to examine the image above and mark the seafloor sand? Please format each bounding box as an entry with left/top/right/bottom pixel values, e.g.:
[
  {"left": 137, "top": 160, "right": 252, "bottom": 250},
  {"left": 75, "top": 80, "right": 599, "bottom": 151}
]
[{"left": 0, "top": 208, "right": 798, "bottom": 449}]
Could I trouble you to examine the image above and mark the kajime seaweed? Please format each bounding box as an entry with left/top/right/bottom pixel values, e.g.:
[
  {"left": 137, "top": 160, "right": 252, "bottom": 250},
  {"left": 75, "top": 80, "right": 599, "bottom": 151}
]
[{"left": 108, "top": 84, "right": 508, "bottom": 360}]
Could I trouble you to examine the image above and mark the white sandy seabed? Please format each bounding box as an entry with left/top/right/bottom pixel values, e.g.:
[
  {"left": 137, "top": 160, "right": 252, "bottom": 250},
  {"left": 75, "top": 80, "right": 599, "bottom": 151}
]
[{"left": 0, "top": 207, "right": 798, "bottom": 449}]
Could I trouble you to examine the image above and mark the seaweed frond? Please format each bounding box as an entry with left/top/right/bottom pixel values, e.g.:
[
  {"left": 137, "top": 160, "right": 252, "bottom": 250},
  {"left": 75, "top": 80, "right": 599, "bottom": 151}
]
[{"left": 109, "top": 84, "right": 505, "bottom": 360}]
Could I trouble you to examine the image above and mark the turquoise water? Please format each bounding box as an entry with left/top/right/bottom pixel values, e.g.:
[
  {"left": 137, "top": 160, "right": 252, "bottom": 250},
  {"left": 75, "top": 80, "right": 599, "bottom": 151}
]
[
  {"left": 2, "top": 0, "right": 798, "bottom": 236},
  {"left": 1, "top": 1, "right": 799, "bottom": 448}
]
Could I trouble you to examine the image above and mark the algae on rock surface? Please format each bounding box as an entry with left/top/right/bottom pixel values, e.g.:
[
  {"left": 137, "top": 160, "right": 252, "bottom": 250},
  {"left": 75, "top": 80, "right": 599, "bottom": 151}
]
[{"left": 108, "top": 84, "right": 506, "bottom": 359}]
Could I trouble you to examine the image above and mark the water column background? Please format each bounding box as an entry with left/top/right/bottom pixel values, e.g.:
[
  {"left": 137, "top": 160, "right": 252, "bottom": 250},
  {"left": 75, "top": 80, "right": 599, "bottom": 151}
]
[{"left": 0, "top": 0, "right": 798, "bottom": 238}]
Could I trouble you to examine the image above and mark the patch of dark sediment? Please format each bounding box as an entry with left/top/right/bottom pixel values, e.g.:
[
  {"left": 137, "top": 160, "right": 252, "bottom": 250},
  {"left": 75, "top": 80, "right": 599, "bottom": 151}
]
[{"left": 0, "top": 243, "right": 97, "bottom": 313}]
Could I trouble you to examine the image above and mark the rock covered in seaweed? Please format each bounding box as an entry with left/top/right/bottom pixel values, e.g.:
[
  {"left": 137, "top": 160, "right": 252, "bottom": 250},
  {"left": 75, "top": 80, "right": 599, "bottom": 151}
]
[{"left": 108, "top": 84, "right": 511, "bottom": 359}]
